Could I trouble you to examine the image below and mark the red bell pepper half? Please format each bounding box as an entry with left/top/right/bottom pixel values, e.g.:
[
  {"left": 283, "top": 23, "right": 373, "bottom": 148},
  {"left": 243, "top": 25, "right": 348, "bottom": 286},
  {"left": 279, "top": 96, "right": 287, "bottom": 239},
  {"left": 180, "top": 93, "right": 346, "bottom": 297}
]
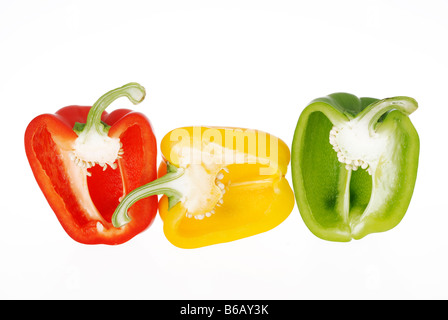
[{"left": 24, "top": 83, "right": 158, "bottom": 245}]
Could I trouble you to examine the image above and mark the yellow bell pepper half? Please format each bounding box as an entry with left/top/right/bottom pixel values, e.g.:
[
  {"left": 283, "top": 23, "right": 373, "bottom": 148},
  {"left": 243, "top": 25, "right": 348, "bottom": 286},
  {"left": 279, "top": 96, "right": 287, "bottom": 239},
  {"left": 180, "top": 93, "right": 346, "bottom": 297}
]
[{"left": 112, "top": 126, "right": 295, "bottom": 248}]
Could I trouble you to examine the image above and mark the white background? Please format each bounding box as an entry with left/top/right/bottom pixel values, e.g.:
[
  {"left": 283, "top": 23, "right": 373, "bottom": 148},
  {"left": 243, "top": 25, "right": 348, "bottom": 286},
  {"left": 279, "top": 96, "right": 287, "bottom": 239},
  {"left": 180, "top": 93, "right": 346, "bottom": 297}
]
[{"left": 1, "top": 0, "right": 447, "bottom": 300}]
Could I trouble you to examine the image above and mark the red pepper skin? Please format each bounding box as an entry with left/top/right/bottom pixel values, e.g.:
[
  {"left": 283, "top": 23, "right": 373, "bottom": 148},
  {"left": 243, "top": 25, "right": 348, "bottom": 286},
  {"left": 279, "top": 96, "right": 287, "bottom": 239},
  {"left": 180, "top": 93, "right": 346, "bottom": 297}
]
[{"left": 25, "top": 106, "right": 158, "bottom": 245}]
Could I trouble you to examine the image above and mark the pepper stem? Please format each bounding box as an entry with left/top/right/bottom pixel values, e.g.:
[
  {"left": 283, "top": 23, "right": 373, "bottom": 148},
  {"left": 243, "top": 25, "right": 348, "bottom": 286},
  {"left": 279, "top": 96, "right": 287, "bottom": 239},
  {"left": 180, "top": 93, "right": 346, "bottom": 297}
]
[
  {"left": 112, "top": 165, "right": 185, "bottom": 228},
  {"left": 82, "top": 82, "right": 146, "bottom": 135},
  {"left": 356, "top": 96, "right": 418, "bottom": 133}
]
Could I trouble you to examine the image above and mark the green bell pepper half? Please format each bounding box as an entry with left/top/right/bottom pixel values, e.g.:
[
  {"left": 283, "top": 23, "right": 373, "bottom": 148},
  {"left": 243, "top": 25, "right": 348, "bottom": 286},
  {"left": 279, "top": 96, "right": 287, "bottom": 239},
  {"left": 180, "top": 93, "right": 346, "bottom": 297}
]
[{"left": 291, "top": 93, "right": 419, "bottom": 242}]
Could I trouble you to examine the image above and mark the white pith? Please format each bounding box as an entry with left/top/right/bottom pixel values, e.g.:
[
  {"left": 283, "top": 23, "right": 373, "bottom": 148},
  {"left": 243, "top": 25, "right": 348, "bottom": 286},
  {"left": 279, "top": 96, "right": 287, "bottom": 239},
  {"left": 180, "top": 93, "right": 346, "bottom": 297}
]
[
  {"left": 70, "top": 129, "right": 123, "bottom": 176},
  {"left": 180, "top": 165, "right": 229, "bottom": 220},
  {"left": 329, "top": 121, "right": 388, "bottom": 175}
]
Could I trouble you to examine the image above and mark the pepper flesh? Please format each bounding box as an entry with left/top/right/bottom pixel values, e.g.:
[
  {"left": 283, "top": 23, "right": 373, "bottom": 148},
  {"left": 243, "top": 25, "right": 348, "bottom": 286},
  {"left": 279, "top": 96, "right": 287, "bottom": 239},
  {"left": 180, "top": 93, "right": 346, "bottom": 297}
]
[
  {"left": 24, "top": 83, "right": 158, "bottom": 245},
  {"left": 291, "top": 93, "right": 419, "bottom": 241},
  {"left": 113, "top": 126, "right": 295, "bottom": 248}
]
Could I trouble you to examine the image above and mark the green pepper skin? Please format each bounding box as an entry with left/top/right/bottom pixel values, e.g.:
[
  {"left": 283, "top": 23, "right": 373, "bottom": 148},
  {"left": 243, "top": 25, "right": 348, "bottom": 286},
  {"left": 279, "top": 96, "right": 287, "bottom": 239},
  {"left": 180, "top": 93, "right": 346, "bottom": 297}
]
[{"left": 291, "top": 93, "right": 419, "bottom": 242}]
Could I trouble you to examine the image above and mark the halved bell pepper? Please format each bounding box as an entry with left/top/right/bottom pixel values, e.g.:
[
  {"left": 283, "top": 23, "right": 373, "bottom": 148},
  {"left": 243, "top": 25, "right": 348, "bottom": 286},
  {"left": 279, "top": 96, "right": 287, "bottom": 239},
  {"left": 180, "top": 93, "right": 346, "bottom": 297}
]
[
  {"left": 25, "top": 83, "right": 158, "bottom": 245},
  {"left": 112, "top": 126, "right": 295, "bottom": 248},
  {"left": 291, "top": 93, "right": 419, "bottom": 241}
]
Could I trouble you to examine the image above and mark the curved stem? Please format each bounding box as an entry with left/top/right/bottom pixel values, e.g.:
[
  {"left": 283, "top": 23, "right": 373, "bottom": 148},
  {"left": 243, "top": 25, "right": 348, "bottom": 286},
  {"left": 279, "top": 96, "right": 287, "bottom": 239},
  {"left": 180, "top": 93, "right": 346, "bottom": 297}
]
[
  {"left": 83, "top": 82, "right": 146, "bottom": 135},
  {"left": 356, "top": 96, "right": 418, "bottom": 132},
  {"left": 112, "top": 167, "right": 185, "bottom": 228}
]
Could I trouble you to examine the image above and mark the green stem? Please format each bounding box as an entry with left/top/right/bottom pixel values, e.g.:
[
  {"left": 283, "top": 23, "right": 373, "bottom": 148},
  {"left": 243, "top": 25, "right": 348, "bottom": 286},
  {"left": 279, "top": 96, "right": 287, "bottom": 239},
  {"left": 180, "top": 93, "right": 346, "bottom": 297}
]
[
  {"left": 112, "top": 166, "right": 185, "bottom": 228},
  {"left": 82, "top": 82, "right": 146, "bottom": 135},
  {"left": 356, "top": 96, "right": 418, "bottom": 132}
]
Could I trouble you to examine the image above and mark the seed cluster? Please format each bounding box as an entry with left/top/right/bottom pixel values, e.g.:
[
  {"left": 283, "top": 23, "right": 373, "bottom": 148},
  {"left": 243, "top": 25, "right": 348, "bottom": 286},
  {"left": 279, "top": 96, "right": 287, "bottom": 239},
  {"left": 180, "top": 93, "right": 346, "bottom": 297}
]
[
  {"left": 329, "top": 126, "right": 373, "bottom": 175},
  {"left": 69, "top": 144, "right": 124, "bottom": 177},
  {"left": 185, "top": 167, "right": 229, "bottom": 220}
]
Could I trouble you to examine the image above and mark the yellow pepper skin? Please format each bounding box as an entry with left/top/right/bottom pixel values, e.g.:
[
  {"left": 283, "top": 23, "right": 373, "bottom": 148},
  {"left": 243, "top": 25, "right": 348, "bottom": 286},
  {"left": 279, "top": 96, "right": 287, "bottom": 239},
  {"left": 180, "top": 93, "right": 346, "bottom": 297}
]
[{"left": 112, "top": 126, "right": 295, "bottom": 249}]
